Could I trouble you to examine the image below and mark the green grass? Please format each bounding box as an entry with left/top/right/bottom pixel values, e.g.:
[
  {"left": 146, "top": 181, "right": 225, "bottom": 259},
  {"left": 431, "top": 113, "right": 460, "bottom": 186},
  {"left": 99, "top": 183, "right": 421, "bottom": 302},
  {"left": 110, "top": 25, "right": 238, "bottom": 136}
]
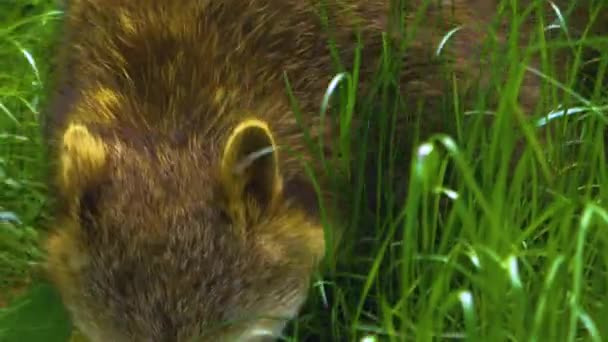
[
  {"left": 1, "top": 0, "right": 607, "bottom": 341},
  {"left": 0, "top": 1, "right": 70, "bottom": 340}
]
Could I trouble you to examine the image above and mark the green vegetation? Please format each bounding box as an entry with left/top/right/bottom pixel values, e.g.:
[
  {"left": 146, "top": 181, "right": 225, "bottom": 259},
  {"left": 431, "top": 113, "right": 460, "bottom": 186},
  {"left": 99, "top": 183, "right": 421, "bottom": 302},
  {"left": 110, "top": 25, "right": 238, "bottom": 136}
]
[
  {"left": 1, "top": 1, "right": 606, "bottom": 341},
  {"left": 0, "top": 1, "right": 70, "bottom": 340}
]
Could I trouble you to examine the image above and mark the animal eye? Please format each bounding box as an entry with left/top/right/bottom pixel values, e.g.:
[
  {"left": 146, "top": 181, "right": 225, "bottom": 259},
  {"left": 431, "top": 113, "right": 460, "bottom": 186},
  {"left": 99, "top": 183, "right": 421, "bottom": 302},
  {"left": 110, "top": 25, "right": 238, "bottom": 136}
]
[
  {"left": 218, "top": 208, "right": 231, "bottom": 224},
  {"left": 78, "top": 188, "right": 100, "bottom": 230}
]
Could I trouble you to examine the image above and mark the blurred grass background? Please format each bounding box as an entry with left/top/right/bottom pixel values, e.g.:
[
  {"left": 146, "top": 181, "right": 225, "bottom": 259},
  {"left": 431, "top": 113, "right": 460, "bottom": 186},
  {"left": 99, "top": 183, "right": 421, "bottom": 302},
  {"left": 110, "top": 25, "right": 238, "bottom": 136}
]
[
  {"left": 0, "top": 0, "right": 607, "bottom": 341},
  {"left": 0, "top": 1, "right": 71, "bottom": 341}
]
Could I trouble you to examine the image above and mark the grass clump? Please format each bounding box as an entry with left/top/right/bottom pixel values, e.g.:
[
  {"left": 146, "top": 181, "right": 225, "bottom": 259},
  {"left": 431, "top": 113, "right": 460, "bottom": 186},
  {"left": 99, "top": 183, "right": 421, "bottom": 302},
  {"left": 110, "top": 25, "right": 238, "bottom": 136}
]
[
  {"left": 0, "top": 0, "right": 59, "bottom": 291},
  {"left": 0, "top": 1, "right": 68, "bottom": 340}
]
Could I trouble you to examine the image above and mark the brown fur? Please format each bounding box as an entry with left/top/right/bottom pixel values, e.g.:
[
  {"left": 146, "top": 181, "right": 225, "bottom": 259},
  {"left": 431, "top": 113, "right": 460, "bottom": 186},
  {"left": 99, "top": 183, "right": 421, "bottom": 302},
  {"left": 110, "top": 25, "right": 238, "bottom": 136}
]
[{"left": 42, "top": 0, "right": 604, "bottom": 341}]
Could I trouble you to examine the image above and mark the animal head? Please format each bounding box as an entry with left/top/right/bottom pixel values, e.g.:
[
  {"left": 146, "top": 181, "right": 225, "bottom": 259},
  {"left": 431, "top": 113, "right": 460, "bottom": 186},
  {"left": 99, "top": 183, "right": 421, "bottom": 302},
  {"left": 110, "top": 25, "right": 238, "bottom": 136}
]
[{"left": 45, "top": 120, "right": 326, "bottom": 341}]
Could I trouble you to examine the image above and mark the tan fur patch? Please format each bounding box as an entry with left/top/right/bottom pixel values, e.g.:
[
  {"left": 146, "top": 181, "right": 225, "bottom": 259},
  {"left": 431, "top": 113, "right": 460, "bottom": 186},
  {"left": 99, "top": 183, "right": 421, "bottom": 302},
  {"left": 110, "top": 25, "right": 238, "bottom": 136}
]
[
  {"left": 87, "top": 87, "right": 120, "bottom": 122},
  {"left": 213, "top": 87, "right": 226, "bottom": 104},
  {"left": 60, "top": 124, "right": 107, "bottom": 193},
  {"left": 118, "top": 10, "right": 136, "bottom": 35}
]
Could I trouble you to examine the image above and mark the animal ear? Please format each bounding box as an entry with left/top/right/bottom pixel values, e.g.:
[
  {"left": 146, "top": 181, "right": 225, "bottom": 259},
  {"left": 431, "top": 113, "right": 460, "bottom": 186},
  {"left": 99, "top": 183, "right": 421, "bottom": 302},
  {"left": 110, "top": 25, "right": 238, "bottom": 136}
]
[
  {"left": 220, "top": 119, "right": 283, "bottom": 213},
  {"left": 58, "top": 123, "right": 108, "bottom": 197}
]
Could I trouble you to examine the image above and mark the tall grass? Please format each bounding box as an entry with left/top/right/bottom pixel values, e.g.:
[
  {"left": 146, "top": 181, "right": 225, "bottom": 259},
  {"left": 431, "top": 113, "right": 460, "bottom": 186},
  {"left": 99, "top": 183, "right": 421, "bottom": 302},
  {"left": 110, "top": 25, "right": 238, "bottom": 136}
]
[
  {"left": 0, "top": 2, "right": 70, "bottom": 341},
  {"left": 0, "top": 0, "right": 606, "bottom": 341},
  {"left": 288, "top": 1, "right": 608, "bottom": 341}
]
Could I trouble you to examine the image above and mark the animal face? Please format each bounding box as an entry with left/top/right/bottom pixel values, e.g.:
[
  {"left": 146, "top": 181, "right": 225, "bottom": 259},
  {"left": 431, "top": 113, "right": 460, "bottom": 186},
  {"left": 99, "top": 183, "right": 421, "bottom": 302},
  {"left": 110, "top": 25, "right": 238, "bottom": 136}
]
[{"left": 45, "top": 121, "right": 326, "bottom": 341}]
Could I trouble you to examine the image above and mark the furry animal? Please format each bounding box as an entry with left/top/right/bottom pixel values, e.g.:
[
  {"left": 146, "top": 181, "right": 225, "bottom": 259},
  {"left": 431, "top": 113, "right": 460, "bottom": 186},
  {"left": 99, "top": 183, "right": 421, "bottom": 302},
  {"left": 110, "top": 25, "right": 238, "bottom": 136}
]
[{"left": 42, "top": 0, "right": 605, "bottom": 341}]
